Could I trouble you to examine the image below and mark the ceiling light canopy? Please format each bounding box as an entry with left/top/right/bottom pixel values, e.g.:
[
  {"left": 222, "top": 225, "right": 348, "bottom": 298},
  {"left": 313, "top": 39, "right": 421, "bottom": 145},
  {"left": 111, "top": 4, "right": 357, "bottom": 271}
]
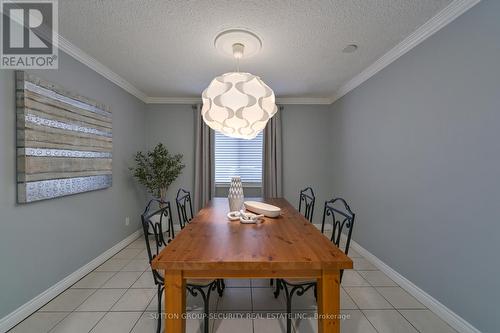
[{"left": 202, "top": 29, "right": 277, "bottom": 139}]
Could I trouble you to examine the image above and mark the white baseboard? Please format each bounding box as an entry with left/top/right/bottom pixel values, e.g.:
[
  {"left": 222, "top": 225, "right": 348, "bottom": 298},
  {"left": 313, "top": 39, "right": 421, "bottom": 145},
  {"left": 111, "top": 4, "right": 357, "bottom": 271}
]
[
  {"left": 348, "top": 238, "right": 481, "bottom": 333},
  {"left": 0, "top": 230, "right": 142, "bottom": 333}
]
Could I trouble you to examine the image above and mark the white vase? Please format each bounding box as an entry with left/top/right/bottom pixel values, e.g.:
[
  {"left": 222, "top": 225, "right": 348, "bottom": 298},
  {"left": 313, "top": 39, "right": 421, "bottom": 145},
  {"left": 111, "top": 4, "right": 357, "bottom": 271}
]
[{"left": 228, "top": 176, "right": 244, "bottom": 212}]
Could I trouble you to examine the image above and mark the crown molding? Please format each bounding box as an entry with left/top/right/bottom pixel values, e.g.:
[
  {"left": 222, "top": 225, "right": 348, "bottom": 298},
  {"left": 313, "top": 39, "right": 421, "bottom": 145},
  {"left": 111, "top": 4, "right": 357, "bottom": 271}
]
[
  {"left": 329, "top": 0, "right": 481, "bottom": 103},
  {"left": 57, "top": 35, "right": 148, "bottom": 102},
  {"left": 276, "top": 97, "right": 333, "bottom": 105},
  {"left": 146, "top": 96, "right": 200, "bottom": 104},
  {"left": 56, "top": 0, "right": 479, "bottom": 106},
  {"left": 56, "top": 37, "right": 333, "bottom": 106},
  {"left": 146, "top": 96, "right": 333, "bottom": 105}
]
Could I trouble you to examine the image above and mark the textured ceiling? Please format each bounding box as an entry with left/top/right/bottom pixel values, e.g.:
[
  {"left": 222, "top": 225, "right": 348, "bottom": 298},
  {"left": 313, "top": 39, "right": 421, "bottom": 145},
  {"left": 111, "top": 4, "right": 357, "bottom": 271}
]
[{"left": 59, "top": 0, "right": 452, "bottom": 99}]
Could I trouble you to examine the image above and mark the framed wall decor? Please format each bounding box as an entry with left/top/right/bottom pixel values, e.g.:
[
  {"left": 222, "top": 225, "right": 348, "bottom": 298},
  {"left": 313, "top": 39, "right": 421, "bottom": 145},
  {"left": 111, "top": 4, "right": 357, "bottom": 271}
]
[{"left": 16, "top": 71, "right": 112, "bottom": 203}]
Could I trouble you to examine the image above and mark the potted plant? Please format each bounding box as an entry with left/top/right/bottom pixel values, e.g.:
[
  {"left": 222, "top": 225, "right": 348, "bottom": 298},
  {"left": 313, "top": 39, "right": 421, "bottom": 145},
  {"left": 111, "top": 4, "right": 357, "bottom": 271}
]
[{"left": 130, "top": 143, "right": 185, "bottom": 202}]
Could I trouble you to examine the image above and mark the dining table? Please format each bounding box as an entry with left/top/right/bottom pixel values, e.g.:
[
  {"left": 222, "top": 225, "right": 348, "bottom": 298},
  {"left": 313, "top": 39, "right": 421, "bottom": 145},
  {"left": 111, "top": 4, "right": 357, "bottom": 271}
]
[{"left": 151, "top": 197, "right": 353, "bottom": 333}]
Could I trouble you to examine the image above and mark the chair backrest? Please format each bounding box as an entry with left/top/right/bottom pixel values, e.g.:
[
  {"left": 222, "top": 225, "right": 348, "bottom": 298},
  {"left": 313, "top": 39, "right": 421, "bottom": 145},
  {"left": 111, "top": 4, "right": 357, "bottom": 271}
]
[
  {"left": 298, "top": 187, "right": 316, "bottom": 222},
  {"left": 141, "top": 198, "right": 173, "bottom": 285},
  {"left": 176, "top": 188, "right": 194, "bottom": 229},
  {"left": 321, "top": 198, "right": 355, "bottom": 256}
]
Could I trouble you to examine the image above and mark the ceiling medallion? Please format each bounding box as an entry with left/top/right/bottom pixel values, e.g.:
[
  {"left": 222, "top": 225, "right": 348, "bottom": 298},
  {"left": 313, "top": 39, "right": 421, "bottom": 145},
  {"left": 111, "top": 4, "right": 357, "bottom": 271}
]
[{"left": 201, "top": 29, "right": 277, "bottom": 139}]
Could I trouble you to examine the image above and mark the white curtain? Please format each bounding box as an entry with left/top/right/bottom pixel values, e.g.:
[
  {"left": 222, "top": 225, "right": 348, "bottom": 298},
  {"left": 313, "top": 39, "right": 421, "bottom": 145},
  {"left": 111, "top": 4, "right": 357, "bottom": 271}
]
[
  {"left": 263, "top": 106, "right": 283, "bottom": 198},
  {"left": 193, "top": 104, "right": 214, "bottom": 211}
]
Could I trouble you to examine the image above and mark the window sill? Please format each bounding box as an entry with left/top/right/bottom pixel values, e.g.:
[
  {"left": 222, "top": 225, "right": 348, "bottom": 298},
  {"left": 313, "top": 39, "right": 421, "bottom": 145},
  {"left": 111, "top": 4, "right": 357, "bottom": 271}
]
[{"left": 215, "top": 183, "right": 262, "bottom": 188}]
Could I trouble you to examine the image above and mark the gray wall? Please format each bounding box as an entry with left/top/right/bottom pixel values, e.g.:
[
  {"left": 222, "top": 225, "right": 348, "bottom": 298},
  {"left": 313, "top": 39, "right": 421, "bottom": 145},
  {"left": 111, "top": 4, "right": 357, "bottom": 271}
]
[
  {"left": 282, "top": 105, "right": 332, "bottom": 224},
  {"left": 0, "top": 52, "right": 147, "bottom": 318},
  {"left": 329, "top": 1, "right": 499, "bottom": 331},
  {"left": 144, "top": 104, "right": 332, "bottom": 224},
  {"left": 145, "top": 104, "right": 195, "bottom": 202}
]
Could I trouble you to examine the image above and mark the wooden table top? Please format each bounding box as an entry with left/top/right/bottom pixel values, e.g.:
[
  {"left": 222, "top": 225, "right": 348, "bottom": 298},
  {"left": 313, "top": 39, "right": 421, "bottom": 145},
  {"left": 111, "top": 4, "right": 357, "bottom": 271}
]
[{"left": 152, "top": 198, "right": 352, "bottom": 272}]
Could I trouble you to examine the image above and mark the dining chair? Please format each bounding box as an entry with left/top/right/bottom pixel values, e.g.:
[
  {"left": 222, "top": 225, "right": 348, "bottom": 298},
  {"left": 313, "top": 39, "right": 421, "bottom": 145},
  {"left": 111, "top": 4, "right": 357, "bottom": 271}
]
[
  {"left": 141, "top": 198, "right": 224, "bottom": 333},
  {"left": 146, "top": 197, "right": 175, "bottom": 242},
  {"left": 175, "top": 188, "right": 194, "bottom": 229},
  {"left": 273, "top": 197, "right": 355, "bottom": 333},
  {"left": 299, "top": 187, "right": 316, "bottom": 222}
]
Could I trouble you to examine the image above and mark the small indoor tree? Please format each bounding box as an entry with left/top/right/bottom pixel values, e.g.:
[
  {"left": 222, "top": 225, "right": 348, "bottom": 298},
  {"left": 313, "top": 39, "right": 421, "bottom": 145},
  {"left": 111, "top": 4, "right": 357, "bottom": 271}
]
[{"left": 130, "top": 143, "right": 185, "bottom": 201}]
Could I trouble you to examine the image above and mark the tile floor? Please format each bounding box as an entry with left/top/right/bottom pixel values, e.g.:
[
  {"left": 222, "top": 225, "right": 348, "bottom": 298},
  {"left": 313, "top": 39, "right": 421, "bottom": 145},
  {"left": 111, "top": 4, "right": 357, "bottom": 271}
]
[{"left": 9, "top": 227, "right": 458, "bottom": 333}]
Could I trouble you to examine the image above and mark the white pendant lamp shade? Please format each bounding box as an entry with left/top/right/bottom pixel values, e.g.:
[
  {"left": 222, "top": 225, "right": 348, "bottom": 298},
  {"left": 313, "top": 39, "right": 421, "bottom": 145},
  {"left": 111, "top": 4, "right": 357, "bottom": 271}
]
[{"left": 201, "top": 72, "right": 277, "bottom": 139}]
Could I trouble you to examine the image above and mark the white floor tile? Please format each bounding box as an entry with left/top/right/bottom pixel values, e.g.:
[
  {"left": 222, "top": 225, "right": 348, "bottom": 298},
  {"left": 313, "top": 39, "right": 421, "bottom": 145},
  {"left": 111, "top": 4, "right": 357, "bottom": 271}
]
[
  {"left": 341, "top": 289, "right": 358, "bottom": 310},
  {"left": 186, "top": 315, "right": 206, "bottom": 333},
  {"left": 346, "top": 248, "right": 363, "bottom": 258},
  {"left": 216, "top": 288, "right": 252, "bottom": 311},
  {"left": 341, "top": 310, "right": 378, "bottom": 333},
  {"left": 101, "top": 271, "right": 143, "bottom": 288},
  {"left": 400, "top": 309, "right": 458, "bottom": 333},
  {"left": 76, "top": 289, "right": 126, "bottom": 311},
  {"left": 250, "top": 279, "right": 270, "bottom": 288},
  {"left": 376, "top": 287, "right": 426, "bottom": 309},
  {"left": 212, "top": 318, "right": 253, "bottom": 333},
  {"left": 39, "top": 289, "right": 95, "bottom": 312},
  {"left": 131, "top": 271, "right": 156, "bottom": 289},
  {"left": 90, "top": 311, "right": 142, "bottom": 333},
  {"left": 49, "top": 312, "right": 105, "bottom": 333},
  {"left": 186, "top": 287, "right": 219, "bottom": 312},
  {"left": 13, "top": 233, "right": 452, "bottom": 333},
  {"left": 341, "top": 271, "right": 371, "bottom": 287},
  {"left": 144, "top": 287, "right": 219, "bottom": 313},
  {"left": 291, "top": 317, "right": 315, "bottom": 333},
  {"left": 344, "top": 287, "right": 392, "bottom": 309},
  {"left": 254, "top": 318, "right": 290, "bottom": 333},
  {"left": 112, "top": 248, "right": 143, "bottom": 259},
  {"left": 292, "top": 310, "right": 377, "bottom": 333},
  {"left": 120, "top": 259, "right": 150, "bottom": 272},
  {"left": 9, "top": 312, "right": 67, "bottom": 333},
  {"left": 111, "top": 288, "right": 156, "bottom": 311},
  {"left": 134, "top": 249, "right": 150, "bottom": 260},
  {"left": 95, "top": 259, "right": 131, "bottom": 272},
  {"left": 71, "top": 272, "right": 116, "bottom": 289},
  {"left": 358, "top": 270, "right": 397, "bottom": 287},
  {"left": 352, "top": 258, "right": 377, "bottom": 270},
  {"left": 252, "top": 288, "right": 287, "bottom": 311},
  {"left": 126, "top": 238, "right": 146, "bottom": 249},
  {"left": 135, "top": 312, "right": 208, "bottom": 333},
  {"left": 288, "top": 287, "right": 317, "bottom": 312},
  {"left": 363, "top": 310, "right": 418, "bottom": 333},
  {"left": 130, "top": 312, "right": 161, "bottom": 333},
  {"left": 146, "top": 292, "right": 163, "bottom": 312}
]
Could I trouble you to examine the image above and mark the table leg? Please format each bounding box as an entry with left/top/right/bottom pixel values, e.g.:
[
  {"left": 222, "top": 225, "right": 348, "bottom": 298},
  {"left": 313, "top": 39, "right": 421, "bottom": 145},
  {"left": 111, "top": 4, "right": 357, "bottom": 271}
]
[
  {"left": 317, "top": 269, "right": 340, "bottom": 333},
  {"left": 164, "top": 270, "right": 186, "bottom": 333}
]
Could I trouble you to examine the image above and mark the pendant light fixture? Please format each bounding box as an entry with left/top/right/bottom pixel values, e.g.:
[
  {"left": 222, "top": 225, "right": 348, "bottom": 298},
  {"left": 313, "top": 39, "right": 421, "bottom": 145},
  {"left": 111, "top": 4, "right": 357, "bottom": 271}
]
[{"left": 201, "top": 29, "right": 277, "bottom": 139}]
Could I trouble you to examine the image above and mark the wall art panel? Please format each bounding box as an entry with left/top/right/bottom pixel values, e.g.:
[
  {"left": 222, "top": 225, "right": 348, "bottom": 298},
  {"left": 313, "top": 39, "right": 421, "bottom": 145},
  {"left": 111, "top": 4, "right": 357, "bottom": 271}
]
[{"left": 16, "top": 71, "right": 112, "bottom": 203}]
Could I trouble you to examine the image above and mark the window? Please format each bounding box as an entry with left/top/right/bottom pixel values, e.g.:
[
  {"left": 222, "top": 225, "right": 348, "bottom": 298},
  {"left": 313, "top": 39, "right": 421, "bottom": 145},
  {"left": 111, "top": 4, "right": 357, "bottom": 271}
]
[{"left": 214, "top": 131, "right": 263, "bottom": 186}]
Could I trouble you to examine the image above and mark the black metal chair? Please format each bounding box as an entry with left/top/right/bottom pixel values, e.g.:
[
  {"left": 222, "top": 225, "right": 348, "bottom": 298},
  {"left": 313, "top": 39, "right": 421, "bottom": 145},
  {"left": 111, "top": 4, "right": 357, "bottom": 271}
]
[
  {"left": 299, "top": 187, "right": 316, "bottom": 222},
  {"left": 145, "top": 197, "right": 175, "bottom": 241},
  {"left": 141, "top": 198, "right": 223, "bottom": 333},
  {"left": 273, "top": 198, "right": 355, "bottom": 333},
  {"left": 175, "top": 188, "right": 194, "bottom": 229}
]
